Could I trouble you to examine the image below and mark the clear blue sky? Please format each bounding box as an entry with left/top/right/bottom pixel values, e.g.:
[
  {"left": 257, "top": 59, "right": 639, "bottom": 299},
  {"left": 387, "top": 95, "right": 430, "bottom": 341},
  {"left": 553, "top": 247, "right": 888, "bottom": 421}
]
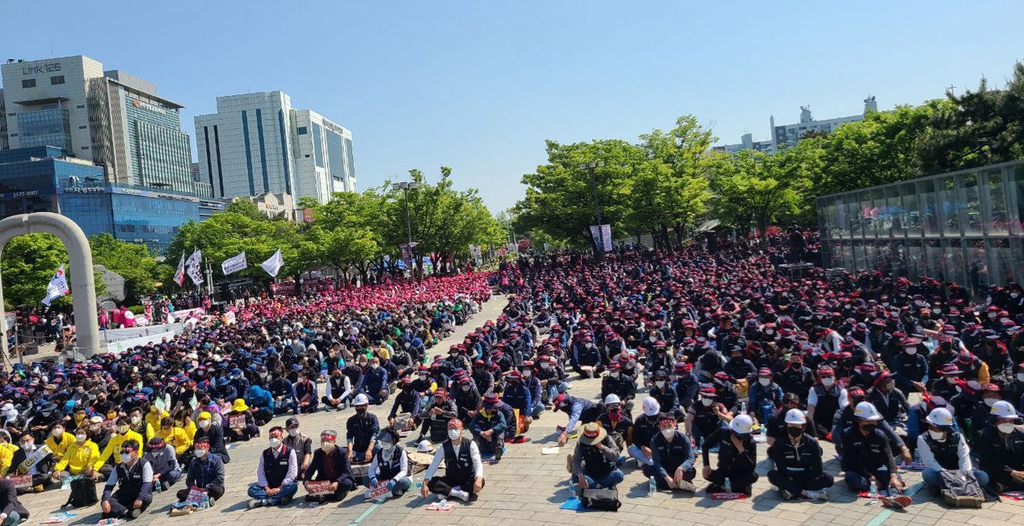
[{"left": 3, "top": 1, "right": 1023, "bottom": 213}]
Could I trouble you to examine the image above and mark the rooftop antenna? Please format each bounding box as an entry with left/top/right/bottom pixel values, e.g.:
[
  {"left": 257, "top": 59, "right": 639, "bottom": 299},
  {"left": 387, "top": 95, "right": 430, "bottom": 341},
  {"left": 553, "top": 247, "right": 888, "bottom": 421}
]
[{"left": 946, "top": 85, "right": 957, "bottom": 96}]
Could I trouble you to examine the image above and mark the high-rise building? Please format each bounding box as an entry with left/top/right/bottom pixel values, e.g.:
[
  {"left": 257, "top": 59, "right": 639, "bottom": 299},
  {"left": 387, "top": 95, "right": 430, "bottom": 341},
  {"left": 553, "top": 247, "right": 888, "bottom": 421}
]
[
  {"left": 0, "top": 55, "right": 199, "bottom": 195},
  {"left": 194, "top": 91, "right": 356, "bottom": 209},
  {"left": 713, "top": 97, "right": 879, "bottom": 154}
]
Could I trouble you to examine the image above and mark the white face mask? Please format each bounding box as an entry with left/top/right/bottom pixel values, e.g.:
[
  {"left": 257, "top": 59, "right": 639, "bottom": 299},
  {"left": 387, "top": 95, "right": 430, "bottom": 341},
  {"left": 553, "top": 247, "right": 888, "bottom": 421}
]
[
  {"left": 288, "top": 428, "right": 299, "bottom": 437},
  {"left": 905, "top": 348, "right": 917, "bottom": 355},
  {"left": 1013, "top": 293, "right": 1020, "bottom": 299},
  {"left": 120, "top": 453, "right": 134, "bottom": 463},
  {"left": 990, "top": 313, "right": 998, "bottom": 319},
  {"left": 269, "top": 438, "right": 282, "bottom": 449},
  {"left": 321, "top": 441, "right": 334, "bottom": 452},
  {"left": 655, "top": 381, "right": 666, "bottom": 389},
  {"left": 821, "top": 378, "right": 835, "bottom": 388},
  {"left": 661, "top": 428, "right": 674, "bottom": 439},
  {"left": 541, "top": 364, "right": 550, "bottom": 370},
  {"left": 1017, "top": 373, "right": 1024, "bottom": 383},
  {"left": 998, "top": 423, "right": 1016, "bottom": 434},
  {"left": 933, "top": 308, "right": 942, "bottom": 314},
  {"left": 198, "top": 420, "right": 210, "bottom": 430},
  {"left": 131, "top": 416, "right": 141, "bottom": 425},
  {"left": 117, "top": 425, "right": 129, "bottom": 434},
  {"left": 984, "top": 397, "right": 998, "bottom": 407},
  {"left": 260, "top": 373, "right": 269, "bottom": 380},
  {"left": 764, "top": 329, "right": 774, "bottom": 336},
  {"left": 20, "top": 442, "right": 34, "bottom": 452},
  {"left": 609, "top": 372, "right": 619, "bottom": 379},
  {"left": 523, "top": 370, "right": 532, "bottom": 378},
  {"left": 76, "top": 434, "right": 87, "bottom": 443},
  {"left": 928, "top": 430, "right": 945, "bottom": 441},
  {"left": 52, "top": 428, "right": 64, "bottom": 437},
  {"left": 701, "top": 398, "right": 714, "bottom": 407},
  {"left": 448, "top": 429, "right": 461, "bottom": 440},
  {"left": 194, "top": 449, "right": 208, "bottom": 458},
  {"left": 758, "top": 378, "right": 770, "bottom": 387}
]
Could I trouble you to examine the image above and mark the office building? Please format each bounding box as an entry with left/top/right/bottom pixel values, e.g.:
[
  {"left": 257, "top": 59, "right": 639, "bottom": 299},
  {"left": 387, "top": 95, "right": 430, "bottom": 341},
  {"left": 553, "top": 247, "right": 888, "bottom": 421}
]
[
  {"left": 713, "top": 97, "right": 879, "bottom": 154},
  {"left": 0, "top": 55, "right": 199, "bottom": 195},
  {"left": 0, "top": 146, "right": 209, "bottom": 254},
  {"left": 194, "top": 91, "right": 356, "bottom": 210},
  {"left": 817, "top": 160, "right": 1024, "bottom": 298}
]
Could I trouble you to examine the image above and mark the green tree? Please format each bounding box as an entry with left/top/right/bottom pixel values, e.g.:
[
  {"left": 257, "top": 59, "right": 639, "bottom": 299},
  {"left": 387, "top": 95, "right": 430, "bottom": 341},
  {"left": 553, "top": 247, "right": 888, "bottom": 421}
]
[
  {"left": 711, "top": 150, "right": 807, "bottom": 244},
  {"left": 0, "top": 234, "right": 69, "bottom": 309},
  {"left": 90, "top": 234, "right": 159, "bottom": 304}
]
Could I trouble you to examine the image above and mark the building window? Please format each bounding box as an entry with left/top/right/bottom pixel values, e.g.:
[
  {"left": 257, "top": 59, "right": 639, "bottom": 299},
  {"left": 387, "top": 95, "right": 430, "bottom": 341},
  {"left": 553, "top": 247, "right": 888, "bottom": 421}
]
[
  {"left": 297, "top": 126, "right": 308, "bottom": 135},
  {"left": 50, "top": 75, "right": 65, "bottom": 85},
  {"left": 76, "top": 105, "right": 86, "bottom": 109},
  {"left": 79, "top": 126, "right": 87, "bottom": 130},
  {"left": 22, "top": 79, "right": 36, "bottom": 89}
]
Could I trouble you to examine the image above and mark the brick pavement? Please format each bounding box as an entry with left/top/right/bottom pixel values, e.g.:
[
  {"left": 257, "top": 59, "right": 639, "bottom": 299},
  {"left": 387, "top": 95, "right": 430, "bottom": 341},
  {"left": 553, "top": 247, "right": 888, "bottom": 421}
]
[{"left": 15, "top": 295, "right": 1024, "bottom": 525}]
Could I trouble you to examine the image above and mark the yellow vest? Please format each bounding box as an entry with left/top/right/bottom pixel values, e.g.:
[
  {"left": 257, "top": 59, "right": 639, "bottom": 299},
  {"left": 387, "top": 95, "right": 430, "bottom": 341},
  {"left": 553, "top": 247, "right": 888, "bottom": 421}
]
[
  {"left": 45, "top": 431, "right": 76, "bottom": 461},
  {"left": 156, "top": 427, "right": 192, "bottom": 456},
  {"left": 145, "top": 410, "right": 169, "bottom": 432},
  {"left": 94, "top": 429, "right": 143, "bottom": 471},
  {"left": 0, "top": 443, "right": 18, "bottom": 476},
  {"left": 54, "top": 440, "right": 100, "bottom": 475}
]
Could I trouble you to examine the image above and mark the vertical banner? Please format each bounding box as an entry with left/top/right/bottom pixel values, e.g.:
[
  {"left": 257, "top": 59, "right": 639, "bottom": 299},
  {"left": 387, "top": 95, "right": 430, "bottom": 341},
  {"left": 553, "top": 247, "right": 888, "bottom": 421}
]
[{"left": 600, "top": 224, "right": 612, "bottom": 252}]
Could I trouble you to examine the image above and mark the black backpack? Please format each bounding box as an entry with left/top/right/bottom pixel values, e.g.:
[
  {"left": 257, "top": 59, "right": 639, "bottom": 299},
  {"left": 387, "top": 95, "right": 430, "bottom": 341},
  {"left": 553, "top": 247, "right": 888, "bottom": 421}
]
[
  {"left": 580, "top": 487, "right": 621, "bottom": 512},
  {"left": 938, "top": 469, "right": 984, "bottom": 508},
  {"left": 62, "top": 477, "right": 98, "bottom": 508}
]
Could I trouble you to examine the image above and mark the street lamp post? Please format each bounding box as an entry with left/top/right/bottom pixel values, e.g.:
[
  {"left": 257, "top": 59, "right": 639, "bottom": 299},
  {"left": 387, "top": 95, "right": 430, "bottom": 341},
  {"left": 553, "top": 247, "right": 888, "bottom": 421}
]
[
  {"left": 579, "top": 160, "right": 606, "bottom": 260},
  {"left": 392, "top": 181, "right": 420, "bottom": 276}
]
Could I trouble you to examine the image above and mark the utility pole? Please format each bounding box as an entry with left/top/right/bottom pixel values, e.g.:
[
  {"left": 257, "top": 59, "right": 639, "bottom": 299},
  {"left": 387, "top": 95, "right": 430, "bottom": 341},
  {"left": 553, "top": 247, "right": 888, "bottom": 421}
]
[
  {"left": 579, "top": 160, "right": 606, "bottom": 261},
  {"left": 392, "top": 181, "right": 420, "bottom": 277}
]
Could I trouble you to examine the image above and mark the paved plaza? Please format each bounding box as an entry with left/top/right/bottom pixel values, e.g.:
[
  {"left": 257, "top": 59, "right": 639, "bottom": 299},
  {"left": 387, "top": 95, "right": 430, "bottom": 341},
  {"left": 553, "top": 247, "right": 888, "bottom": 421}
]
[{"left": 16, "top": 297, "right": 1024, "bottom": 526}]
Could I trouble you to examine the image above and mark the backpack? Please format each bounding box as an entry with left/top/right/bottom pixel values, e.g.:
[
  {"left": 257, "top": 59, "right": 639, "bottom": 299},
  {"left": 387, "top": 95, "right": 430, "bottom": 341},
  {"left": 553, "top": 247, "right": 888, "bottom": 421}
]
[
  {"left": 938, "top": 469, "right": 984, "bottom": 508},
  {"left": 580, "top": 487, "right": 621, "bottom": 511},
  {"left": 62, "top": 477, "right": 98, "bottom": 508}
]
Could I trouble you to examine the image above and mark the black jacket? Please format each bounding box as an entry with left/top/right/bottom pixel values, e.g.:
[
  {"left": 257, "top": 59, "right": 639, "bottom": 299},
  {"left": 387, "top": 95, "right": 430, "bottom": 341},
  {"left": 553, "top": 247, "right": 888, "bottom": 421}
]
[
  {"left": 0, "top": 479, "right": 28, "bottom": 519},
  {"left": 194, "top": 424, "right": 230, "bottom": 463},
  {"left": 306, "top": 445, "right": 355, "bottom": 488},
  {"left": 767, "top": 434, "right": 824, "bottom": 478}
]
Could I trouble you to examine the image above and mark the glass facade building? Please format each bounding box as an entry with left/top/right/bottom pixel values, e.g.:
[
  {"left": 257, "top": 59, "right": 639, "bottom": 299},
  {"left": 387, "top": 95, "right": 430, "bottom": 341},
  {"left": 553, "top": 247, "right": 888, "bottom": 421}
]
[
  {"left": 16, "top": 108, "right": 71, "bottom": 149},
  {"left": 817, "top": 160, "right": 1024, "bottom": 297}
]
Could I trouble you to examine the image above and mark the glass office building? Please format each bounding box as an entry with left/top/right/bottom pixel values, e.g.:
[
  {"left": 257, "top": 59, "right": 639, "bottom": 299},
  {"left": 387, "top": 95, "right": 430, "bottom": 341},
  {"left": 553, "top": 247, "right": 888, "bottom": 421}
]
[{"left": 817, "top": 160, "right": 1024, "bottom": 297}]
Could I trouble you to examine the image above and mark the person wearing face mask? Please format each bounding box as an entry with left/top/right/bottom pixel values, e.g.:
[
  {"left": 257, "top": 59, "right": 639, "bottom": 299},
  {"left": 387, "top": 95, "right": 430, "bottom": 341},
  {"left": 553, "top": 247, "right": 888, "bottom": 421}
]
[
  {"left": 932, "top": 364, "right": 963, "bottom": 401},
  {"left": 686, "top": 386, "right": 733, "bottom": 450},
  {"left": 470, "top": 360, "right": 495, "bottom": 397},
  {"left": 44, "top": 423, "right": 75, "bottom": 463},
  {"left": 977, "top": 400, "right": 1024, "bottom": 492},
  {"left": 143, "top": 404, "right": 169, "bottom": 439},
  {"left": 52, "top": 428, "right": 100, "bottom": 481},
  {"left": 175, "top": 437, "right": 225, "bottom": 507},
  {"left": 569, "top": 422, "right": 625, "bottom": 494},
  {"left": 649, "top": 370, "right": 681, "bottom": 420},
  {"left": 627, "top": 397, "right": 661, "bottom": 466},
  {"left": 469, "top": 394, "right": 507, "bottom": 462},
  {"left": 644, "top": 413, "right": 696, "bottom": 492},
  {"left": 916, "top": 407, "right": 989, "bottom": 493},
  {"left": 418, "top": 388, "right": 459, "bottom": 443},
  {"left": 247, "top": 427, "right": 298, "bottom": 509},
  {"left": 282, "top": 417, "right": 312, "bottom": 478},
  {"left": 519, "top": 361, "right": 545, "bottom": 419},
  {"left": 9, "top": 433, "right": 54, "bottom": 494},
  {"left": 0, "top": 476, "right": 29, "bottom": 526},
  {"left": 538, "top": 355, "right": 568, "bottom": 406},
  {"left": 672, "top": 362, "right": 699, "bottom": 413},
  {"left": 420, "top": 419, "right": 484, "bottom": 502},
  {"left": 322, "top": 368, "right": 353, "bottom": 411},
  {"left": 866, "top": 372, "right": 910, "bottom": 435},
  {"left": 0, "top": 431, "right": 16, "bottom": 478},
  {"left": 806, "top": 367, "right": 847, "bottom": 439},
  {"left": 453, "top": 377, "right": 482, "bottom": 425},
  {"left": 142, "top": 437, "right": 181, "bottom": 492},
  {"left": 193, "top": 411, "right": 229, "bottom": 464},
  {"left": 94, "top": 417, "right": 144, "bottom": 481},
  {"left": 294, "top": 370, "right": 320, "bottom": 414},
  {"left": 572, "top": 335, "right": 605, "bottom": 379},
  {"left": 367, "top": 428, "right": 412, "bottom": 498},
  {"left": 224, "top": 399, "right": 259, "bottom": 443},
  {"left": 127, "top": 409, "right": 155, "bottom": 444},
  {"left": 700, "top": 414, "right": 758, "bottom": 496},
  {"left": 767, "top": 409, "right": 833, "bottom": 500},
  {"left": 553, "top": 393, "right": 600, "bottom": 447},
  {"left": 154, "top": 417, "right": 192, "bottom": 460},
  {"left": 387, "top": 377, "right": 423, "bottom": 431},
  {"left": 302, "top": 430, "right": 357, "bottom": 503},
  {"left": 355, "top": 358, "right": 389, "bottom": 405},
  {"left": 345, "top": 394, "right": 379, "bottom": 466},
  {"left": 600, "top": 363, "right": 636, "bottom": 415},
  {"left": 840, "top": 402, "right": 911, "bottom": 509},
  {"left": 891, "top": 337, "right": 929, "bottom": 394},
  {"left": 501, "top": 371, "right": 532, "bottom": 434},
  {"left": 596, "top": 394, "right": 632, "bottom": 453},
  {"left": 748, "top": 368, "right": 784, "bottom": 425},
  {"left": 100, "top": 440, "right": 153, "bottom": 520},
  {"left": 87, "top": 415, "right": 112, "bottom": 453}
]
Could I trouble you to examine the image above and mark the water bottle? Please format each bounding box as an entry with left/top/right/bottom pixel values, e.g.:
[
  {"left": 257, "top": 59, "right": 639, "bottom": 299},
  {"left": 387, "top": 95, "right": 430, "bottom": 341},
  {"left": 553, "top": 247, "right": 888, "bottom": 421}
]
[
  {"left": 739, "top": 401, "right": 747, "bottom": 414},
  {"left": 869, "top": 480, "right": 878, "bottom": 504},
  {"left": 648, "top": 476, "right": 656, "bottom": 497},
  {"left": 568, "top": 476, "right": 576, "bottom": 498}
]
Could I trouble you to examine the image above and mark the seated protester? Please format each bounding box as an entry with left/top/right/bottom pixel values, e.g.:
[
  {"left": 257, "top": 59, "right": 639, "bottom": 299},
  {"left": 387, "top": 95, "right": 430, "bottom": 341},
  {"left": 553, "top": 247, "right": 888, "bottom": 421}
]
[
  {"left": 302, "top": 430, "right": 357, "bottom": 503},
  {"left": 453, "top": 377, "right": 482, "bottom": 426},
  {"left": 489, "top": 383, "right": 519, "bottom": 441},
  {"left": 970, "top": 383, "right": 1015, "bottom": 437},
  {"left": 571, "top": 422, "right": 625, "bottom": 492},
  {"left": 418, "top": 388, "right": 458, "bottom": 444},
  {"left": 502, "top": 371, "right": 533, "bottom": 432},
  {"left": 686, "top": 385, "right": 733, "bottom": 449},
  {"left": 747, "top": 368, "right": 783, "bottom": 424},
  {"left": 143, "top": 437, "right": 181, "bottom": 492},
  {"left": 649, "top": 370, "right": 682, "bottom": 421},
  {"left": 905, "top": 396, "right": 952, "bottom": 455},
  {"left": 891, "top": 338, "right": 929, "bottom": 394},
  {"left": 537, "top": 356, "right": 567, "bottom": 404},
  {"left": 765, "top": 393, "right": 802, "bottom": 447},
  {"left": 520, "top": 361, "right": 545, "bottom": 418},
  {"left": 194, "top": 412, "right": 229, "bottom": 464},
  {"left": 832, "top": 388, "right": 911, "bottom": 464},
  {"left": 10, "top": 434, "right": 55, "bottom": 493},
  {"left": 471, "top": 360, "right": 495, "bottom": 396},
  {"left": 840, "top": 402, "right": 911, "bottom": 509},
  {"left": 171, "top": 410, "right": 197, "bottom": 443},
  {"left": 554, "top": 393, "right": 600, "bottom": 447},
  {"left": 601, "top": 363, "right": 637, "bottom": 414},
  {"left": 645, "top": 413, "right": 696, "bottom": 492},
  {"left": 917, "top": 408, "right": 989, "bottom": 491},
  {"left": 700, "top": 414, "right": 758, "bottom": 496},
  {"left": 867, "top": 372, "right": 910, "bottom": 435},
  {"left": 86, "top": 415, "right": 112, "bottom": 453},
  {"left": 596, "top": 394, "right": 632, "bottom": 453},
  {"left": 977, "top": 401, "right": 1024, "bottom": 492},
  {"left": 0, "top": 431, "right": 17, "bottom": 477},
  {"left": 628, "top": 397, "right": 661, "bottom": 467},
  {"left": 346, "top": 394, "right": 379, "bottom": 464},
  {"left": 420, "top": 420, "right": 484, "bottom": 502},
  {"left": 246, "top": 384, "right": 276, "bottom": 424},
  {"left": 283, "top": 418, "right": 313, "bottom": 478},
  {"left": 767, "top": 409, "right": 833, "bottom": 501},
  {"left": 322, "top": 368, "right": 353, "bottom": 411},
  {"left": 470, "top": 394, "right": 507, "bottom": 461},
  {"left": 175, "top": 437, "right": 225, "bottom": 506},
  {"left": 294, "top": 369, "right": 320, "bottom": 414},
  {"left": 711, "top": 372, "right": 739, "bottom": 412},
  {"left": 388, "top": 378, "right": 422, "bottom": 430},
  {"left": 367, "top": 429, "right": 412, "bottom": 497},
  {"left": 52, "top": 428, "right": 100, "bottom": 481},
  {"left": 674, "top": 363, "right": 700, "bottom": 412},
  {"left": 247, "top": 426, "right": 298, "bottom": 509},
  {"left": 154, "top": 417, "right": 192, "bottom": 460},
  {"left": 127, "top": 409, "right": 155, "bottom": 444},
  {"left": 100, "top": 439, "right": 153, "bottom": 520},
  {"left": 931, "top": 364, "right": 962, "bottom": 401},
  {"left": 355, "top": 358, "right": 389, "bottom": 405},
  {"left": 0, "top": 477, "right": 29, "bottom": 526},
  {"left": 224, "top": 399, "right": 260, "bottom": 443},
  {"left": 45, "top": 423, "right": 75, "bottom": 464},
  {"left": 94, "top": 417, "right": 144, "bottom": 480},
  {"left": 806, "top": 367, "right": 847, "bottom": 439}
]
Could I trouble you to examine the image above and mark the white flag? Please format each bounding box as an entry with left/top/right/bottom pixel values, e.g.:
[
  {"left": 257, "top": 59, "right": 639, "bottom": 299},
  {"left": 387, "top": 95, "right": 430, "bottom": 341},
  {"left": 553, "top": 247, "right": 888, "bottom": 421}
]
[
  {"left": 261, "top": 249, "right": 284, "bottom": 277},
  {"left": 41, "top": 265, "right": 70, "bottom": 306},
  {"left": 221, "top": 252, "right": 247, "bottom": 275},
  {"left": 173, "top": 253, "right": 186, "bottom": 286},
  {"left": 186, "top": 249, "right": 204, "bottom": 286}
]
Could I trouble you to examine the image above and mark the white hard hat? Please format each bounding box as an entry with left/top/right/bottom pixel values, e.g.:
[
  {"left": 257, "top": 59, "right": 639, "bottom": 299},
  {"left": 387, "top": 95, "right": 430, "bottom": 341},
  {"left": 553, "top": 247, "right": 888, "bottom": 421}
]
[
  {"left": 926, "top": 407, "right": 954, "bottom": 427},
  {"left": 853, "top": 401, "right": 883, "bottom": 422},
  {"left": 784, "top": 408, "right": 807, "bottom": 425},
  {"left": 417, "top": 439, "right": 433, "bottom": 453},
  {"left": 991, "top": 400, "right": 1017, "bottom": 419},
  {"left": 641, "top": 397, "right": 661, "bottom": 417},
  {"left": 604, "top": 394, "right": 621, "bottom": 406},
  {"left": 353, "top": 394, "right": 370, "bottom": 406},
  {"left": 730, "top": 414, "right": 754, "bottom": 434}
]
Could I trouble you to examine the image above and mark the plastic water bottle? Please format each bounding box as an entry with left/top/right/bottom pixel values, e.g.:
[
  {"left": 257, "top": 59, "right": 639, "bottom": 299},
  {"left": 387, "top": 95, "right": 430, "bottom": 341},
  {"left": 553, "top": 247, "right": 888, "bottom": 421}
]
[
  {"left": 739, "top": 401, "right": 747, "bottom": 414},
  {"left": 869, "top": 480, "right": 878, "bottom": 504},
  {"left": 568, "top": 476, "right": 576, "bottom": 498},
  {"left": 648, "top": 476, "right": 656, "bottom": 497}
]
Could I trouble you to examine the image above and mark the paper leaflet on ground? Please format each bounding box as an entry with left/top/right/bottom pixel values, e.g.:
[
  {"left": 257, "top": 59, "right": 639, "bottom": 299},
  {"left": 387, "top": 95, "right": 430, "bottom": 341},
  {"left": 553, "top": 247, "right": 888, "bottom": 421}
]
[
  {"left": 709, "top": 492, "right": 748, "bottom": 500},
  {"left": 425, "top": 501, "right": 453, "bottom": 512},
  {"left": 41, "top": 512, "right": 76, "bottom": 524},
  {"left": 364, "top": 480, "right": 392, "bottom": 500},
  {"left": 1001, "top": 491, "right": 1024, "bottom": 500},
  {"left": 541, "top": 447, "right": 560, "bottom": 455}
]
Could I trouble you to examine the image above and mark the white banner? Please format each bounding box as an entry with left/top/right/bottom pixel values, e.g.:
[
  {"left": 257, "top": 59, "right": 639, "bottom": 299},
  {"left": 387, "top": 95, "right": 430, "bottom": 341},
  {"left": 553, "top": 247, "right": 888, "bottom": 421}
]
[
  {"left": 101, "top": 323, "right": 184, "bottom": 344},
  {"left": 221, "top": 252, "right": 247, "bottom": 275},
  {"left": 41, "top": 265, "right": 70, "bottom": 306},
  {"left": 186, "top": 249, "right": 204, "bottom": 286},
  {"left": 173, "top": 254, "right": 186, "bottom": 286},
  {"left": 166, "top": 307, "right": 205, "bottom": 324},
  {"left": 105, "top": 330, "right": 176, "bottom": 355},
  {"left": 590, "top": 224, "right": 612, "bottom": 252},
  {"left": 261, "top": 249, "right": 284, "bottom": 277}
]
